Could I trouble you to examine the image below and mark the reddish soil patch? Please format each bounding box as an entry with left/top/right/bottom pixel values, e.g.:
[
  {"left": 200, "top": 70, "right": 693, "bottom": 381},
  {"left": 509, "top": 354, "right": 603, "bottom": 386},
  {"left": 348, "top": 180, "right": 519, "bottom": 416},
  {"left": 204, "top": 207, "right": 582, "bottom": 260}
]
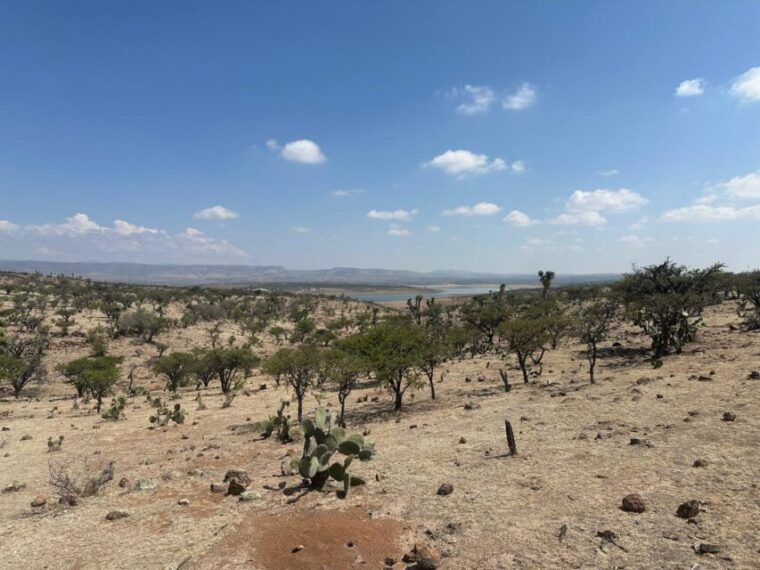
[{"left": 195, "top": 507, "right": 403, "bottom": 569}]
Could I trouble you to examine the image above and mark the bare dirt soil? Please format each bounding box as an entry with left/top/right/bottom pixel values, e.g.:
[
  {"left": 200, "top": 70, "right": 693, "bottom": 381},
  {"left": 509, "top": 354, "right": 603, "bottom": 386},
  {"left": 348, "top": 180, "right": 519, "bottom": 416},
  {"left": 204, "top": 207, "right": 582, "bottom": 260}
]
[{"left": 1, "top": 301, "right": 759, "bottom": 569}]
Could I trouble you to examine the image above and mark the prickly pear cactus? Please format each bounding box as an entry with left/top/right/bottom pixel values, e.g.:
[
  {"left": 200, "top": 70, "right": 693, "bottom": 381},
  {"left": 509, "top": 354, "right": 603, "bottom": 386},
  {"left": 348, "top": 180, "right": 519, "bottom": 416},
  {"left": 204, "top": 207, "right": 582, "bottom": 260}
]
[{"left": 291, "top": 405, "right": 374, "bottom": 497}]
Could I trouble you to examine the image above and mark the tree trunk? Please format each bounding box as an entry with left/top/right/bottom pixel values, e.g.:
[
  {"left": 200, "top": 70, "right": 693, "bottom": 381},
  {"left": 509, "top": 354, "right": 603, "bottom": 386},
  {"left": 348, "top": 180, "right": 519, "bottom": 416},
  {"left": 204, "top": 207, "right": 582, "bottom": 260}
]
[
  {"left": 426, "top": 371, "right": 436, "bottom": 400},
  {"left": 518, "top": 353, "right": 529, "bottom": 383},
  {"left": 393, "top": 388, "right": 403, "bottom": 411}
]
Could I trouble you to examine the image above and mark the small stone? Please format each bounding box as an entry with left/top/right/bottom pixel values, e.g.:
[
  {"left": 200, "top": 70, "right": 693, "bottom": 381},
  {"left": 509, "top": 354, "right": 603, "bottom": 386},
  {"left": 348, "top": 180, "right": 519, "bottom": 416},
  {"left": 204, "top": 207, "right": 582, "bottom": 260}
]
[
  {"left": 291, "top": 545, "right": 304, "bottom": 553},
  {"left": 20, "top": 434, "right": 32, "bottom": 441},
  {"left": 223, "top": 469, "right": 252, "bottom": 486},
  {"left": 187, "top": 468, "right": 205, "bottom": 478},
  {"left": 210, "top": 483, "right": 225, "bottom": 493},
  {"left": 118, "top": 477, "right": 130, "bottom": 488},
  {"left": 163, "top": 469, "right": 184, "bottom": 481},
  {"left": 693, "top": 458, "right": 708, "bottom": 468},
  {"left": 178, "top": 498, "right": 190, "bottom": 506},
  {"left": 676, "top": 500, "right": 700, "bottom": 519},
  {"left": 227, "top": 478, "right": 248, "bottom": 495},
  {"left": 621, "top": 493, "right": 646, "bottom": 513},
  {"left": 2, "top": 482, "right": 25, "bottom": 493},
  {"left": 749, "top": 371, "right": 760, "bottom": 380},
  {"left": 105, "top": 510, "right": 130, "bottom": 521},
  {"left": 458, "top": 437, "right": 466, "bottom": 444},
  {"left": 414, "top": 544, "right": 440, "bottom": 570},
  {"left": 238, "top": 490, "right": 262, "bottom": 502},
  {"left": 436, "top": 483, "right": 454, "bottom": 496},
  {"left": 696, "top": 543, "right": 721, "bottom": 555},
  {"left": 31, "top": 495, "right": 47, "bottom": 508},
  {"left": 134, "top": 480, "right": 157, "bottom": 491},
  {"left": 722, "top": 411, "right": 736, "bottom": 422},
  {"left": 383, "top": 556, "right": 396, "bottom": 567}
]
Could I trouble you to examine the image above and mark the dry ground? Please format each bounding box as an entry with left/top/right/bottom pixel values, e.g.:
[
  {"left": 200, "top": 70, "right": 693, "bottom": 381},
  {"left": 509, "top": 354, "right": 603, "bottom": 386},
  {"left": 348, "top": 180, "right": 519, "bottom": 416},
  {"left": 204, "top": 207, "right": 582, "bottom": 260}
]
[{"left": 1, "top": 301, "right": 759, "bottom": 569}]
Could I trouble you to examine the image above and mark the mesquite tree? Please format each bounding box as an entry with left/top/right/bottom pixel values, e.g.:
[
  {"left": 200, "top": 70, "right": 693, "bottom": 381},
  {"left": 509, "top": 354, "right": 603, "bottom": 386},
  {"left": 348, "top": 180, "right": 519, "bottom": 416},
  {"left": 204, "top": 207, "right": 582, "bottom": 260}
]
[
  {"left": 575, "top": 300, "right": 617, "bottom": 383},
  {"left": 616, "top": 259, "right": 723, "bottom": 357}
]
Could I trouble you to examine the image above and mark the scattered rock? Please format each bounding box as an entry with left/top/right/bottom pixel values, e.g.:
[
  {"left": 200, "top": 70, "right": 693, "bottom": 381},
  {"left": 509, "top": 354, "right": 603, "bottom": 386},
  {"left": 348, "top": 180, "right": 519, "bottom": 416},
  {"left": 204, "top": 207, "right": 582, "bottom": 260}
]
[
  {"left": 676, "top": 500, "right": 700, "bottom": 519},
  {"left": 413, "top": 544, "right": 440, "bottom": 570},
  {"left": 749, "top": 370, "right": 760, "bottom": 380},
  {"left": 458, "top": 437, "right": 466, "bottom": 444},
  {"left": 693, "top": 458, "right": 708, "bottom": 468},
  {"left": 118, "top": 477, "right": 131, "bottom": 488},
  {"left": 695, "top": 543, "right": 721, "bottom": 555},
  {"left": 2, "top": 481, "right": 25, "bottom": 493},
  {"left": 383, "top": 556, "right": 396, "bottom": 567},
  {"left": 227, "top": 478, "right": 248, "bottom": 496},
  {"left": 20, "top": 434, "right": 32, "bottom": 441},
  {"left": 105, "top": 510, "right": 130, "bottom": 521},
  {"left": 621, "top": 493, "right": 646, "bottom": 513},
  {"left": 31, "top": 495, "right": 47, "bottom": 508},
  {"left": 223, "top": 469, "right": 252, "bottom": 486},
  {"left": 291, "top": 545, "right": 304, "bottom": 553},
  {"left": 133, "top": 479, "right": 157, "bottom": 491},
  {"left": 163, "top": 469, "right": 184, "bottom": 481},
  {"left": 210, "top": 483, "right": 226, "bottom": 494},
  {"left": 239, "top": 490, "right": 262, "bottom": 502},
  {"left": 187, "top": 468, "right": 205, "bottom": 478},
  {"left": 722, "top": 411, "right": 736, "bottom": 422},
  {"left": 178, "top": 498, "right": 190, "bottom": 506},
  {"left": 436, "top": 483, "right": 454, "bottom": 496}
]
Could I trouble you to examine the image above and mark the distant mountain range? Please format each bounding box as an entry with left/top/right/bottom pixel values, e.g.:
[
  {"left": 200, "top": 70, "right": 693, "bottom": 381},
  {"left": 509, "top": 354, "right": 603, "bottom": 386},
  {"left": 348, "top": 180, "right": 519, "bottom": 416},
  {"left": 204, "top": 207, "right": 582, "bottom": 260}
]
[{"left": 0, "top": 260, "right": 620, "bottom": 287}]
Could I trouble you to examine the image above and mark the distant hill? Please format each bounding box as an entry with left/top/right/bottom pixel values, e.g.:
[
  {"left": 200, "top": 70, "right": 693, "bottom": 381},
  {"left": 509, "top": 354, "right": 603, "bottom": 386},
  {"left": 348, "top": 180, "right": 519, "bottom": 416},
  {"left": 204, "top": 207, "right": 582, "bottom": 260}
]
[{"left": 0, "top": 260, "right": 620, "bottom": 287}]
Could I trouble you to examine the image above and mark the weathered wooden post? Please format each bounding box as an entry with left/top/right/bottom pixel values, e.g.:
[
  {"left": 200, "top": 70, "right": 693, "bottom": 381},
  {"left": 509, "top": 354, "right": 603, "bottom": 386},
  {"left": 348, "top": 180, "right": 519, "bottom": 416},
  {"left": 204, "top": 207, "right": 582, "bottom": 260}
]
[{"left": 505, "top": 418, "right": 517, "bottom": 455}]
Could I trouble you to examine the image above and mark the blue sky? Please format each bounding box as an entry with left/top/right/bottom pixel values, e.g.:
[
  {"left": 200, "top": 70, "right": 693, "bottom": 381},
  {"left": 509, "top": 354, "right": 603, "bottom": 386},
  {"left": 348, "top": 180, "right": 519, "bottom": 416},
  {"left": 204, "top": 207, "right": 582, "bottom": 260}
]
[{"left": 1, "top": 1, "right": 759, "bottom": 273}]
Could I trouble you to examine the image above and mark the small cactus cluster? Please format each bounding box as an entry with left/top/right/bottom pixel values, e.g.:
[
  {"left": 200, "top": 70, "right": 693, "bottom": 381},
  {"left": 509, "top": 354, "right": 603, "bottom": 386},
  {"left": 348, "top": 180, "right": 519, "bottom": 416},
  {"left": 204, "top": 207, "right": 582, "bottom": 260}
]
[
  {"left": 47, "top": 435, "right": 64, "bottom": 452},
  {"left": 149, "top": 400, "right": 186, "bottom": 426},
  {"left": 102, "top": 396, "right": 126, "bottom": 421},
  {"left": 291, "top": 406, "right": 373, "bottom": 498},
  {"left": 258, "top": 400, "right": 292, "bottom": 442}
]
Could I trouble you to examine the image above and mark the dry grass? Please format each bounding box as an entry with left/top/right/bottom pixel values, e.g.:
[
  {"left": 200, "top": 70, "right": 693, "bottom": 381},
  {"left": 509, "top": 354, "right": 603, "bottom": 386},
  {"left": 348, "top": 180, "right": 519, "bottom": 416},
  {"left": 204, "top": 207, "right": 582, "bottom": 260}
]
[{"left": 0, "top": 299, "right": 758, "bottom": 569}]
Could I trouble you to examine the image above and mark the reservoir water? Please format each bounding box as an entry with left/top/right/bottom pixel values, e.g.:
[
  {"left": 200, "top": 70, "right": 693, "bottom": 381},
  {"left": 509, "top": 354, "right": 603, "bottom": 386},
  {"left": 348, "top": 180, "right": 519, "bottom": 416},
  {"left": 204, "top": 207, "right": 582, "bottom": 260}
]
[{"left": 349, "top": 285, "right": 501, "bottom": 303}]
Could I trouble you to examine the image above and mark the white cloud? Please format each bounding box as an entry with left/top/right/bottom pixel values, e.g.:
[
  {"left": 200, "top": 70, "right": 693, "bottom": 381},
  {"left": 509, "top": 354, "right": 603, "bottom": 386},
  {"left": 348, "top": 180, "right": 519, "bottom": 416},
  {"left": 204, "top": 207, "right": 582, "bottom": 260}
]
[
  {"left": 193, "top": 205, "right": 240, "bottom": 220},
  {"left": 367, "top": 209, "right": 417, "bottom": 221},
  {"left": 660, "top": 204, "right": 760, "bottom": 222},
  {"left": 549, "top": 211, "right": 607, "bottom": 226},
  {"left": 0, "top": 214, "right": 247, "bottom": 262},
  {"left": 31, "top": 213, "right": 105, "bottom": 236},
  {"left": 292, "top": 226, "right": 312, "bottom": 233},
  {"left": 423, "top": 149, "right": 507, "bottom": 177},
  {"left": 113, "top": 220, "right": 162, "bottom": 235},
  {"left": 713, "top": 171, "right": 760, "bottom": 200},
  {"left": 597, "top": 169, "right": 620, "bottom": 177},
  {"left": 675, "top": 78, "right": 705, "bottom": 97},
  {"left": 279, "top": 139, "right": 327, "bottom": 164},
  {"left": 566, "top": 188, "right": 648, "bottom": 213},
  {"left": 330, "top": 189, "right": 363, "bottom": 198},
  {"left": 426, "top": 225, "right": 441, "bottom": 232},
  {"left": 730, "top": 66, "right": 760, "bottom": 102},
  {"left": 387, "top": 224, "right": 411, "bottom": 237},
  {"left": 265, "top": 138, "right": 281, "bottom": 150},
  {"left": 617, "top": 234, "right": 653, "bottom": 246},
  {"left": 503, "top": 210, "right": 538, "bottom": 227},
  {"left": 0, "top": 220, "right": 19, "bottom": 233},
  {"left": 442, "top": 202, "right": 501, "bottom": 216},
  {"left": 455, "top": 84, "right": 496, "bottom": 115},
  {"left": 511, "top": 160, "right": 525, "bottom": 174},
  {"left": 502, "top": 83, "right": 537, "bottom": 110}
]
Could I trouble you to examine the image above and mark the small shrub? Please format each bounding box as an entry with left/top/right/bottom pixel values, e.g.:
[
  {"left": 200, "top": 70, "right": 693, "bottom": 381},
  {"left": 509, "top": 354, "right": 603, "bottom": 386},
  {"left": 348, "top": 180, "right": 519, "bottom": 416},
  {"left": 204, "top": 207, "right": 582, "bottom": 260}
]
[{"left": 49, "top": 458, "right": 115, "bottom": 505}]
